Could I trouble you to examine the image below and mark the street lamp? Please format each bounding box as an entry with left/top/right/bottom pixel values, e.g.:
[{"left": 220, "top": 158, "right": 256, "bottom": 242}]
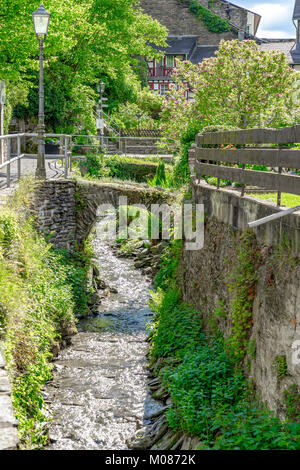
[
  {"left": 97, "top": 81, "right": 106, "bottom": 95},
  {"left": 32, "top": 4, "right": 50, "bottom": 179}
]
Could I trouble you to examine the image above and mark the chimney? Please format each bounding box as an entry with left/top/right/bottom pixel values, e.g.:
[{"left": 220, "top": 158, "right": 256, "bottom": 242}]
[{"left": 238, "top": 31, "right": 245, "bottom": 42}]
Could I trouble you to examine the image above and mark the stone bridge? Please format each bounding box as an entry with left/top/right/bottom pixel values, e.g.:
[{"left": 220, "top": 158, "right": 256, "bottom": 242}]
[{"left": 33, "top": 179, "right": 176, "bottom": 252}]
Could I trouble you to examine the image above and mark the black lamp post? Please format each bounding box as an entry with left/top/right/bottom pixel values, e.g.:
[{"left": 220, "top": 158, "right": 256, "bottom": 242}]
[{"left": 32, "top": 4, "right": 50, "bottom": 179}]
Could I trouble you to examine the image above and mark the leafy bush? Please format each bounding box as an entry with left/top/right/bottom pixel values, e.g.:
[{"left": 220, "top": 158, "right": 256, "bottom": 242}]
[
  {"left": 137, "top": 88, "right": 163, "bottom": 120},
  {"left": 149, "top": 241, "right": 300, "bottom": 450},
  {"left": 110, "top": 102, "right": 157, "bottom": 130},
  {"left": 0, "top": 184, "right": 92, "bottom": 448},
  {"left": 186, "top": 0, "right": 230, "bottom": 33},
  {"left": 154, "top": 239, "right": 182, "bottom": 291},
  {"left": 80, "top": 154, "right": 166, "bottom": 183},
  {"left": 80, "top": 154, "right": 109, "bottom": 178},
  {"left": 0, "top": 209, "right": 19, "bottom": 254}
]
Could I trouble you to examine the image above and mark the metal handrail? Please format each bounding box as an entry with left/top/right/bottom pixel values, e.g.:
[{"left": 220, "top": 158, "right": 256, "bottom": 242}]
[
  {"left": 0, "top": 154, "right": 25, "bottom": 170},
  {"left": 0, "top": 131, "right": 176, "bottom": 190},
  {"left": 0, "top": 132, "right": 72, "bottom": 188}
]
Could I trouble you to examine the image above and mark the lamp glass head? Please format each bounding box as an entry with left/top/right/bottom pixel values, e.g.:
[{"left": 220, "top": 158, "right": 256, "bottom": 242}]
[{"left": 33, "top": 4, "right": 50, "bottom": 38}]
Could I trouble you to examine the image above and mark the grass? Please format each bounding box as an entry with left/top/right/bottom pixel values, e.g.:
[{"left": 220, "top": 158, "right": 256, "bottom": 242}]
[
  {"left": 0, "top": 178, "right": 92, "bottom": 449},
  {"left": 251, "top": 193, "right": 300, "bottom": 208}
]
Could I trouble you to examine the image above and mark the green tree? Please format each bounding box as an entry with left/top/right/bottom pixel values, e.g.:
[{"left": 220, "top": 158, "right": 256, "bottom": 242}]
[
  {"left": 0, "top": 0, "right": 167, "bottom": 132},
  {"left": 160, "top": 40, "right": 299, "bottom": 149}
]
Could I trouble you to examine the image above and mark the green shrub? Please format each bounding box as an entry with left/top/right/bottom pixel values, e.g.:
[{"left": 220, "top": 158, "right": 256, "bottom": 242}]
[
  {"left": 274, "top": 355, "right": 288, "bottom": 380},
  {"left": 0, "top": 209, "right": 19, "bottom": 254},
  {"left": 154, "top": 239, "right": 182, "bottom": 291},
  {"left": 178, "top": 0, "right": 230, "bottom": 33},
  {"left": 0, "top": 186, "right": 92, "bottom": 448},
  {"left": 80, "top": 154, "right": 161, "bottom": 183},
  {"left": 225, "top": 230, "right": 260, "bottom": 363},
  {"left": 284, "top": 385, "right": 300, "bottom": 422},
  {"left": 81, "top": 153, "right": 108, "bottom": 178},
  {"left": 149, "top": 240, "right": 300, "bottom": 450}
]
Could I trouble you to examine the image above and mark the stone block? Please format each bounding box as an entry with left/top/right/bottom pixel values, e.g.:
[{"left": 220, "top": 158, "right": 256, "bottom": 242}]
[{"left": 0, "top": 426, "right": 19, "bottom": 450}]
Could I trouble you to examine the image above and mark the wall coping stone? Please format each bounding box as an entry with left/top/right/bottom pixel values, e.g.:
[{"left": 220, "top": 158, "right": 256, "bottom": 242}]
[
  {"left": 193, "top": 180, "right": 300, "bottom": 251},
  {"left": 0, "top": 345, "right": 19, "bottom": 450}
]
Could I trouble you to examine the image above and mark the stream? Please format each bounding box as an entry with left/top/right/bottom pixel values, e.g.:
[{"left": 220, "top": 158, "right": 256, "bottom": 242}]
[{"left": 45, "top": 214, "right": 162, "bottom": 450}]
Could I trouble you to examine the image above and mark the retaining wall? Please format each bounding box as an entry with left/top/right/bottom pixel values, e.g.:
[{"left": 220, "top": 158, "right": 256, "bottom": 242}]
[
  {"left": 181, "top": 179, "right": 300, "bottom": 417},
  {"left": 0, "top": 347, "right": 18, "bottom": 450}
]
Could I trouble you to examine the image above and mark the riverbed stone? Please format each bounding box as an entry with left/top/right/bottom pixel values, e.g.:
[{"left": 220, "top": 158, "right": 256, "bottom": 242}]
[
  {"left": 151, "top": 431, "right": 180, "bottom": 450},
  {"left": 126, "top": 427, "right": 153, "bottom": 450},
  {"left": 0, "top": 374, "right": 11, "bottom": 393},
  {"left": 0, "top": 426, "right": 19, "bottom": 450}
]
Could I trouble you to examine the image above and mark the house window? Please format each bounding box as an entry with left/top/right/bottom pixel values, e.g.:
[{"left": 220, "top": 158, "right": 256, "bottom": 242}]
[
  {"left": 159, "top": 83, "right": 169, "bottom": 96},
  {"left": 165, "top": 56, "right": 174, "bottom": 68},
  {"left": 149, "top": 82, "right": 154, "bottom": 90}
]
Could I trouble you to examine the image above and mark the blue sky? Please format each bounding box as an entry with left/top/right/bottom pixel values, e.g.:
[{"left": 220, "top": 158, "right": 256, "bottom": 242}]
[{"left": 235, "top": 0, "right": 296, "bottom": 37}]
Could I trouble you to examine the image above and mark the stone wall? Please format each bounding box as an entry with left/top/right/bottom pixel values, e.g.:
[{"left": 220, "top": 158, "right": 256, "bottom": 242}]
[
  {"left": 140, "top": 0, "right": 236, "bottom": 41},
  {"left": 33, "top": 180, "right": 77, "bottom": 252},
  {"left": 33, "top": 179, "right": 176, "bottom": 252},
  {"left": 199, "top": 0, "right": 248, "bottom": 31},
  {"left": 0, "top": 347, "right": 18, "bottom": 450},
  {"left": 180, "top": 178, "right": 300, "bottom": 417}
]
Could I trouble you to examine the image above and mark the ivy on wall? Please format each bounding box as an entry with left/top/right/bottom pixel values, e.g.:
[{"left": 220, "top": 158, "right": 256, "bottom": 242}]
[
  {"left": 225, "top": 229, "right": 260, "bottom": 363},
  {"left": 178, "top": 0, "right": 230, "bottom": 33}
]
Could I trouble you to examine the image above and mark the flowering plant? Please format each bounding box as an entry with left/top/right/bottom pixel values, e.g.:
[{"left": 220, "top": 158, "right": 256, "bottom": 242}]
[{"left": 160, "top": 40, "right": 299, "bottom": 150}]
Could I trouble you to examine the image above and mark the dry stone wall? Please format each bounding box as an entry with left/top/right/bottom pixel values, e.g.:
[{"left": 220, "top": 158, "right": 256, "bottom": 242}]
[
  {"left": 33, "top": 179, "right": 176, "bottom": 252},
  {"left": 0, "top": 347, "right": 18, "bottom": 450},
  {"left": 180, "top": 179, "right": 300, "bottom": 418},
  {"left": 33, "top": 180, "right": 77, "bottom": 252},
  {"left": 140, "top": 0, "right": 236, "bottom": 41}
]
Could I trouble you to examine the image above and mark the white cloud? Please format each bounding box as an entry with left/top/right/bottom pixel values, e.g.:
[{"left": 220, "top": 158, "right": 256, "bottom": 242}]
[
  {"left": 252, "top": 3, "right": 295, "bottom": 38},
  {"left": 258, "top": 29, "right": 293, "bottom": 38}
]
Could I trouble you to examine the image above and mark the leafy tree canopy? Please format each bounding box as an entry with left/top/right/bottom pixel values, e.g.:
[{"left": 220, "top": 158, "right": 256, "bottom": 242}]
[
  {"left": 0, "top": 0, "right": 167, "bottom": 131},
  {"left": 160, "top": 40, "right": 300, "bottom": 148}
]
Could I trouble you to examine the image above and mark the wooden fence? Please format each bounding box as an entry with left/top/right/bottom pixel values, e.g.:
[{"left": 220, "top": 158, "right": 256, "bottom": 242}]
[
  {"left": 189, "top": 125, "right": 300, "bottom": 205},
  {"left": 120, "top": 129, "right": 162, "bottom": 138}
]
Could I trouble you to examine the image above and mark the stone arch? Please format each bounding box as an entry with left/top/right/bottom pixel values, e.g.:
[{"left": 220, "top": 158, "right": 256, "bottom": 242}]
[{"left": 33, "top": 179, "right": 175, "bottom": 252}]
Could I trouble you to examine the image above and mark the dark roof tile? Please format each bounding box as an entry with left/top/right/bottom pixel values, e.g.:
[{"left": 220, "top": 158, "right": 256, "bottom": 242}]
[
  {"left": 291, "top": 44, "right": 300, "bottom": 63},
  {"left": 293, "top": 0, "right": 300, "bottom": 19},
  {"left": 151, "top": 37, "right": 196, "bottom": 55},
  {"left": 189, "top": 46, "right": 219, "bottom": 64}
]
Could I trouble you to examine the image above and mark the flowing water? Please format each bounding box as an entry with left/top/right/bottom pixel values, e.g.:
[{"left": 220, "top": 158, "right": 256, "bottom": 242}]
[{"left": 45, "top": 214, "right": 162, "bottom": 450}]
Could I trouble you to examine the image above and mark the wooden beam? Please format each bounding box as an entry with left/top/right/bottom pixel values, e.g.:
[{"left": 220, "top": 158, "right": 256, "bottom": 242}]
[
  {"left": 196, "top": 125, "right": 300, "bottom": 146},
  {"left": 194, "top": 161, "right": 300, "bottom": 195},
  {"left": 194, "top": 148, "right": 300, "bottom": 169}
]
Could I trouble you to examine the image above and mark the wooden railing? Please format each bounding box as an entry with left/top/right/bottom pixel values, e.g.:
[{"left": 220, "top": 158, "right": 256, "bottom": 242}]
[{"left": 189, "top": 125, "right": 300, "bottom": 204}]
